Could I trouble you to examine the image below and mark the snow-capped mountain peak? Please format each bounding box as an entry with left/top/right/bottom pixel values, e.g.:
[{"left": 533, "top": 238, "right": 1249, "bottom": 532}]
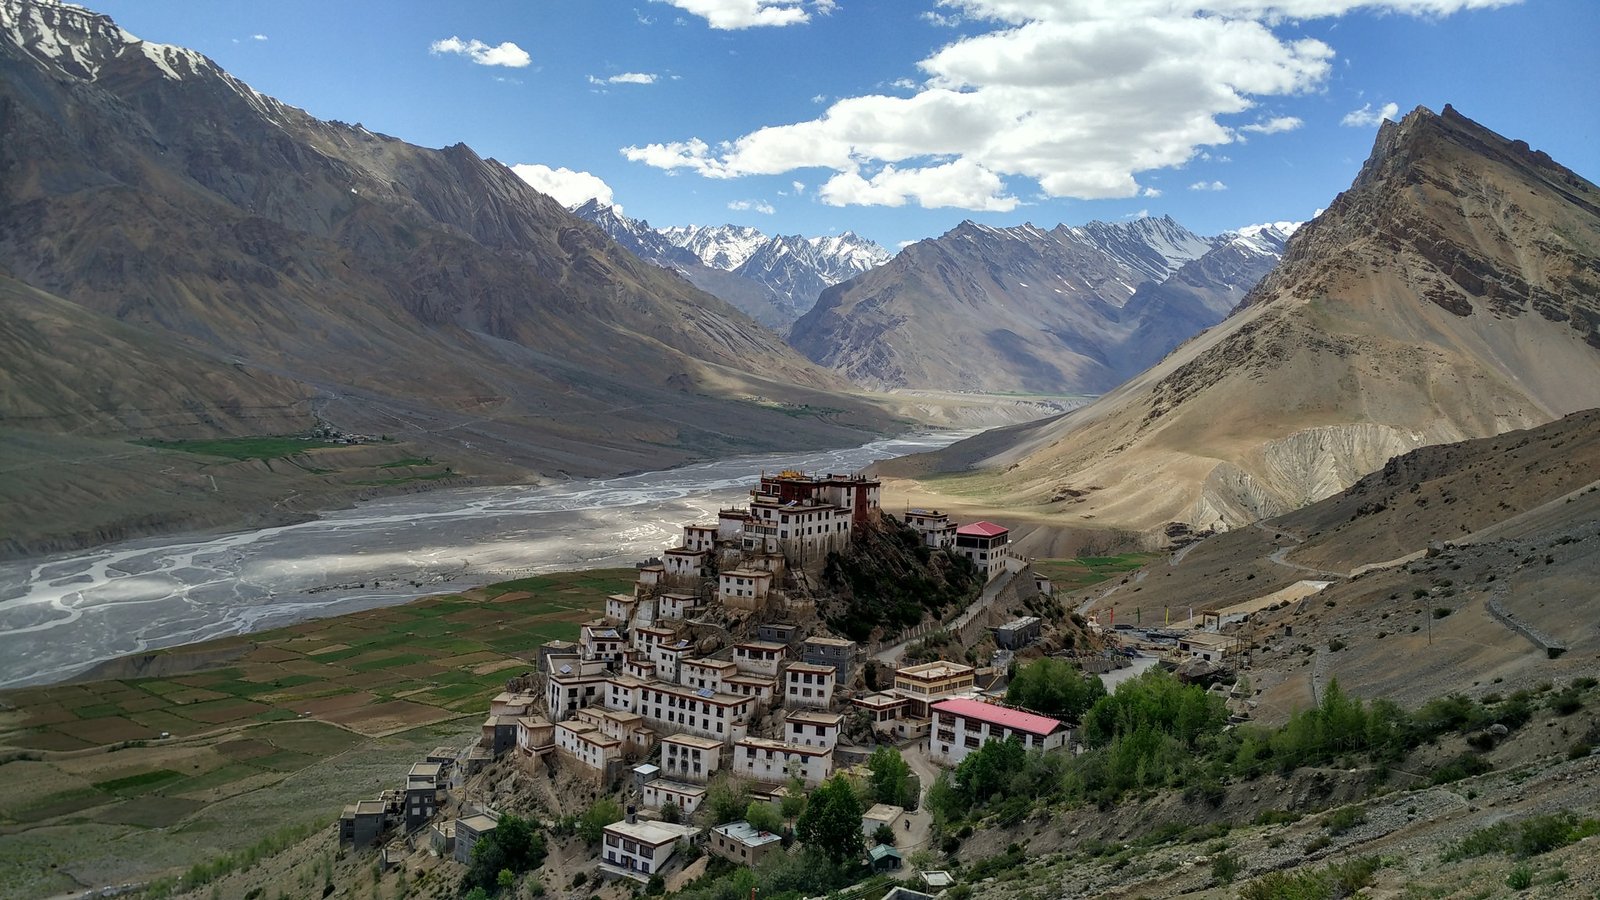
[
  {"left": 1223, "top": 220, "right": 1302, "bottom": 256},
  {"left": 659, "top": 224, "right": 771, "bottom": 272},
  {"left": 1065, "top": 215, "right": 1216, "bottom": 283}
]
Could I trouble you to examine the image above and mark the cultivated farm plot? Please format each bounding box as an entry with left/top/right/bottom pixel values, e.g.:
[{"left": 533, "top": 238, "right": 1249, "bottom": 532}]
[
  {"left": 0, "top": 568, "right": 627, "bottom": 837},
  {"left": 1033, "top": 553, "right": 1160, "bottom": 594}
]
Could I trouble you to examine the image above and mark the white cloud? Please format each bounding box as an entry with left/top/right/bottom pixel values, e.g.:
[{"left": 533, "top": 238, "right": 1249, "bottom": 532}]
[
  {"left": 623, "top": 0, "right": 1503, "bottom": 210},
  {"left": 429, "top": 36, "right": 531, "bottom": 68},
  {"left": 1189, "top": 180, "right": 1228, "bottom": 191},
  {"left": 654, "top": 0, "right": 822, "bottom": 29},
  {"left": 791, "top": 180, "right": 806, "bottom": 194},
  {"left": 810, "top": 93, "right": 828, "bottom": 104},
  {"left": 1240, "top": 115, "right": 1303, "bottom": 134},
  {"left": 728, "top": 199, "right": 777, "bottom": 214},
  {"left": 890, "top": 77, "right": 920, "bottom": 90},
  {"left": 1141, "top": 186, "right": 1162, "bottom": 197},
  {"left": 1341, "top": 101, "right": 1400, "bottom": 127},
  {"left": 251, "top": 34, "right": 268, "bottom": 41},
  {"left": 1122, "top": 208, "right": 1150, "bottom": 218},
  {"left": 510, "top": 163, "right": 615, "bottom": 208},
  {"left": 922, "top": 11, "right": 963, "bottom": 26},
  {"left": 590, "top": 72, "right": 659, "bottom": 85}
]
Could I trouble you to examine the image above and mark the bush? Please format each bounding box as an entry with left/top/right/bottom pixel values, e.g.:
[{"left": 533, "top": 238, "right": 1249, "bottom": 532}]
[
  {"left": 1322, "top": 806, "right": 1366, "bottom": 836},
  {"left": 1433, "top": 607, "right": 1452, "bottom": 619},
  {"left": 1443, "top": 812, "right": 1600, "bottom": 861},
  {"left": 1238, "top": 856, "right": 1382, "bottom": 900},
  {"left": 1548, "top": 689, "right": 1584, "bottom": 715},
  {"left": 1210, "top": 853, "right": 1241, "bottom": 884},
  {"left": 1506, "top": 864, "right": 1533, "bottom": 891},
  {"left": 1429, "top": 753, "right": 1492, "bottom": 785}
]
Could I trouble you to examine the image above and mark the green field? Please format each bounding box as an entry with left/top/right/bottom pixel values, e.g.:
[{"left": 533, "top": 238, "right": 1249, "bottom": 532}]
[
  {"left": 134, "top": 435, "right": 345, "bottom": 460},
  {"left": 1032, "top": 552, "right": 1160, "bottom": 593},
  {"left": 0, "top": 568, "right": 629, "bottom": 835}
]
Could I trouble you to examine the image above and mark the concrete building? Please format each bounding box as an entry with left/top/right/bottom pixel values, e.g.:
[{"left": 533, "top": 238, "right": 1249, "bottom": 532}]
[
  {"left": 1179, "top": 632, "right": 1234, "bottom": 662},
  {"left": 754, "top": 471, "right": 881, "bottom": 527},
  {"left": 732, "top": 641, "right": 786, "bottom": 677},
  {"left": 538, "top": 640, "right": 579, "bottom": 674},
  {"left": 757, "top": 623, "right": 801, "bottom": 645},
  {"left": 658, "top": 592, "right": 702, "bottom": 620},
  {"left": 339, "top": 799, "right": 388, "bottom": 849},
  {"left": 516, "top": 716, "right": 555, "bottom": 757},
  {"left": 853, "top": 693, "right": 911, "bottom": 736},
  {"left": 555, "top": 721, "right": 623, "bottom": 776},
  {"left": 893, "top": 661, "right": 977, "bottom": 718},
  {"left": 663, "top": 547, "right": 712, "bottom": 583},
  {"left": 783, "top": 661, "right": 835, "bottom": 708},
  {"left": 405, "top": 763, "right": 443, "bottom": 832},
  {"left": 732, "top": 737, "right": 834, "bottom": 787},
  {"left": 661, "top": 733, "right": 723, "bottom": 783},
  {"left": 930, "top": 697, "right": 1069, "bottom": 768},
  {"left": 862, "top": 803, "right": 904, "bottom": 837},
  {"left": 954, "top": 522, "right": 1010, "bottom": 581},
  {"left": 801, "top": 635, "right": 857, "bottom": 678},
  {"left": 635, "top": 563, "right": 666, "bottom": 593},
  {"left": 624, "top": 654, "right": 658, "bottom": 681},
  {"left": 606, "top": 594, "right": 640, "bottom": 626},
  {"left": 610, "top": 679, "right": 754, "bottom": 744},
  {"left": 718, "top": 569, "right": 773, "bottom": 610},
  {"left": 490, "top": 691, "right": 538, "bottom": 718},
  {"left": 905, "top": 509, "right": 957, "bottom": 550},
  {"left": 651, "top": 639, "right": 695, "bottom": 683},
  {"left": 455, "top": 813, "right": 499, "bottom": 865},
  {"left": 784, "top": 709, "right": 842, "bottom": 750},
  {"left": 573, "top": 707, "right": 654, "bottom": 758},
  {"left": 681, "top": 658, "right": 736, "bottom": 694},
  {"left": 642, "top": 779, "right": 707, "bottom": 818},
  {"left": 582, "top": 624, "right": 628, "bottom": 664},
  {"left": 682, "top": 524, "right": 719, "bottom": 553},
  {"left": 601, "top": 816, "right": 702, "bottom": 881},
  {"left": 746, "top": 494, "right": 851, "bottom": 563},
  {"left": 480, "top": 715, "right": 517, "bottom": 757},
  {"left": 546, "top": 665, "right": 608, "bottom": 722},
  {"left": 710, "top": 821, "right": 784, "bottom": 867},
  {"left": 724, "top": 673, "right": 777, "bottom": 705},
  {"left": 992, "top": 616, "right": 1043, "bottom": 650}
]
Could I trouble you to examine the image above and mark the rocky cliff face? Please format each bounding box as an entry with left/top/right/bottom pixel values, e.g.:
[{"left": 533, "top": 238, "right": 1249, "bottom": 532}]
[
  {"left": 887, "top": 106, "right": 1600, "bottom": 534},
  {"left": 0, "top": 0, "right": 889, "bottom": 480},
  {"left": 788, "top": 217, "right": 1289, "bottom": 394}
]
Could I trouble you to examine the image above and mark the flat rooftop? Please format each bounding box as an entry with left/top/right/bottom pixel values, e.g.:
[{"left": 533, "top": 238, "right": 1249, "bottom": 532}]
[
  {"left": 714, "top": 820, "right": 783, "bottom": 847},
  {"left": 605, "top": 819, "right": 701, "bottom": 847}
]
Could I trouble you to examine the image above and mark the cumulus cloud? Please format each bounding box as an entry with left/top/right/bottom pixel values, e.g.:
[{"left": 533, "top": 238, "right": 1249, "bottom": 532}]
[
  {"left": 728, "top": 199, "right": 777, "bottom": 213},
  {"left": 922, "top": 11, "right": 963, "bottom": 26},
  {"left": 1189, "top": 180, "right": 1228, "bottom": 191},
  {"left": 1341, "top": 101, "right": 1400, "bottom": 127},
  {"left": 655, "top": 0, "right": 823, "bottom": 29},
  {"left": 623, "top": 0, "right": 1504, "bottom": 209},
  {"left": 251, "top": 34, "right": 268, "bottom": 41},
  {"left": 430, "top": 36, "right": 531, "bottom": 68},
  {"left": 1141, "top": 186, "right": 1163, "bottom": 197},
  {"left": 590, "top": 72, "right": 659, "bottom": 85},
  {"left": 792, "top": 180, "right": 806, "bottom": 194},
  {"left": 1240, "top": 115, "right": 1303, "bottom": 134},
  {"left": 510, "top": 163, "right": 615, "bottom": 208}
]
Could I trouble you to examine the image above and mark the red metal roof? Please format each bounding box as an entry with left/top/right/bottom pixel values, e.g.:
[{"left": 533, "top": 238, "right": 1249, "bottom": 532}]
[
  {"left": 931, "top": 697, "right": 1064, "bottom": 736},
  {"left": 955, "top": 521, "right": 1009, "bottom": 537}
]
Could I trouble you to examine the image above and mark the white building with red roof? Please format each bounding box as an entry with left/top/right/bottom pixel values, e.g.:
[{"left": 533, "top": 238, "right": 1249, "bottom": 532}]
[
  {"left": 954, "top": 521, "right": 1010, "bottom": 580},
  {"left": 929, "top": 697, "right": 1069, "bottom": 767}
]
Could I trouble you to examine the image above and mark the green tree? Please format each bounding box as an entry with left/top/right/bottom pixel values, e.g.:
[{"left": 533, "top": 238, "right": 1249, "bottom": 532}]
[
  {"left": 498, "top": 868, "right": 516, "bottom": 894},
  {"left": 867, "top": 747, "right": 915, "bottom": 809},
  {"left": 873, "top": 824, "right": 896, "bottom": 846},
  {"left": 660, "top": 798, "right": 681, "bottom": 824},
  {"left": 796, "top": 776, "right": 866, "bottom": 864},
  {"left": 704, "top": 775, "right": 751, "bottom": 825},
  {"left": 780, "top": 773, "right": 808, "bottom": 819},
  {"left": 745, "top": 799, "right": 782, "bottom": 834},
  {"left": 1006, "top": 657, "right": 1106, "bottom": 720},
  {"left": 577, "top": 799, "right": 622, "bottom": 845},
  {"left": 463, "top": 814, "right": 548, "bottom": 896}
]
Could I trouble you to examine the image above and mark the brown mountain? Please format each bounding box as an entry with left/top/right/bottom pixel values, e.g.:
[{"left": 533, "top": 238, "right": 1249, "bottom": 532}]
[
  {"left": 0, "top": 0, "right": 892, "bottom": 481},
  {"left": 787, "top": 217, "right": 1287, "bottom": 394},
  {"left": 886, "top": 105, "right": 1600, "bottom": 533}
]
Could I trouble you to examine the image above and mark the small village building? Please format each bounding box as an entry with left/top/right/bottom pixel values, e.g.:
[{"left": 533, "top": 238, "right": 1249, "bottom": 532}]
[
  {"left": 454, "top": 813, "right": 499, "bottom": 865},
  {"left": 405, "top": 763, "right": 443, "bottom": 831},
  {"left": 538, "top": 639, "right": 579, "bottom": 674},
  {"left": 573, "top": 707, "right": 654, "bottom": 758},
  {"left": 869, "top": 845, "right": 904, "bottom": 872},
  {"left": 954, "top": 522, "right": 1011, "bottom": 581},
  {"left": 893, "top": 661, "right": 978, "bottom": 718},
  {"left": 633, "top": 681, "right": 754, "bottom": 743},
  {"left": 801, "top": 635, "right": 857, "bottom": 677},
  {"left": 1033, "top": 573, "right": 1053, "bottom": 597},
  {"left": 754, "top": 471, "right": 881, "bottom": 526},
  {"left": 681, "top": 658, "right": 736, "bottom": 694},
  {"left": 489, "top": 691, "right": 537, "bottom": 717},
  {"left": 606, "top": 594, "right": 639, "bottom": 625},
  {"left": 428, "top": 819, "right": 455, "bottom": 857},
  {"left": 930, "top": 698, "right": 1069, "bottom": 768},
  {"left": 747, "top": 494, "right": 852, "bottom": 563},
  {"left": 732, "top": 641, "right": 786, "bottom": 677},
  {"left": 783, "top": 661, "right": 835, "bottom": 708},
  {"left": 624, "top": 654, "right": 658, "bottom": 681},
  {"left": 862, "top": 803, "right": 904, "bottom": 837},
  {"left": 718, "top": 569, "right": 773, "bottom": 610},
  {"left": 853, "top": 693, "right": 912, "bottom": 736},
  {"left": 724, "top": 673, "right": 777, "bottom": 705},
  {"left": 546, "top": 666, "right": 608, "bottom": 722},
  {"left": 581, "top": 624, "right": 628, "bottom": 664},
  {"left": 651, "top": 639, "right": 695, "bottom": 683},
  {"left": 426, "top": 746, "right": 457, "bottom": 767},
  {"left": 717, "top": 508, "right": 750, "bottom": 541},
  {"left": 732, "top": 737, "right": 834, "bottom": 787},
  {"left": 661, "top": 732, "right": 723, "bottom": 783},
  {"left": 601, "top": 816, "right": 701, "bottom": 881},
  {"left": 658, "top": 592, "right": 702, "bottom": 620},
  {"left": 632, "top": 624, "right": 675, "bottom": 655},
  {"left": 516, "top": 715, "right": 554, "bottom": 757},
  {"left": 642, "top": 778, "right": 708, "bottom": 817},
  {"left": 480, "top": 715, "right": 517, "bottom": 757},
  {"left": 757, "top": 622, "right": 801, "bottom": 645},
  {"left": 555, "top": 721, "right": 623, "bottom": 776},
  {"left": 339, "top": 799, "right": 388, "bottom": 848},
  {"left": 992, "top": 616, "right": 1043, "bottom": 650},
  {"left": 710, "top": 821, "right": 784, "bottom": 867},
  {"left": 663, "top": 547, "right": 712, "bottom": 583},
  {"left": 683, "top": 524, "right": 720, "bottom": 552},
  {"left": 635, "top": 563, "right": 666, "bottom": 592},
  {"left": 1178, "top": 631, "right": 1234, "bottom": 663},
  {"left": 784, "top": 709, "right": 843, "bottom": 750},
  {"left": 905, "top": 509, "right": 957, "bottom": 550}
]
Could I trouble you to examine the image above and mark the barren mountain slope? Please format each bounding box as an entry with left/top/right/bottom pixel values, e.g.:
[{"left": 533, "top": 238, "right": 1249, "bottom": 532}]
[
  {"left": 897, "top": 105, "right": 1600, "bottom": 533},
  {"left": 0, "top": 0, "right": 888, "bottom": 480}
]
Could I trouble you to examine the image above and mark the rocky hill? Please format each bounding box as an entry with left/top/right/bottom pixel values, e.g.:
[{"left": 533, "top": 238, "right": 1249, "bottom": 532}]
[
  {"left": 572, "top": 201, "right": 889, "bottom": 328},
  {"left": 0, "top": 0, "right": 896, "bottom": 545},
  {"left": 787, "top": 216, "right": 1291, "bottom": 394},
  {"left": 889, "top": 106, "right": 1600, "bottom": 533}
]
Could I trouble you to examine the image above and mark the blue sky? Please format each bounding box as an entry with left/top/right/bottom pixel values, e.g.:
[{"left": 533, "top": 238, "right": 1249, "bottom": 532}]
[{"left": 89, "top": 0, "right": 1599, "bottom": 250}]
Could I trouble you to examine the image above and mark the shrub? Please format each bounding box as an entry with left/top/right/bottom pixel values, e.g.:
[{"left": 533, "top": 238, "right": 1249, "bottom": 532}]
[
  {"left": 1506, "top": 864, "right": 1533, "bottom": 891},
  {"left": 1429, "top": 753, "right": 1492, "bottom": 785},
  {"left": 1210, "top": 853, "right": 1241, "bottom": 884},
  {"left": 1322, "top": 806, "right": 1366, "bottom": 836},
  {"left": 1238, "top": 855, "right": 1381, "bottom": 900},
  {"left": 1443, "top": 812, "right": 1600, "bottom": 861},
  {"left": 1433, "top": 607, "right": 1452, "bottom": 619}
]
